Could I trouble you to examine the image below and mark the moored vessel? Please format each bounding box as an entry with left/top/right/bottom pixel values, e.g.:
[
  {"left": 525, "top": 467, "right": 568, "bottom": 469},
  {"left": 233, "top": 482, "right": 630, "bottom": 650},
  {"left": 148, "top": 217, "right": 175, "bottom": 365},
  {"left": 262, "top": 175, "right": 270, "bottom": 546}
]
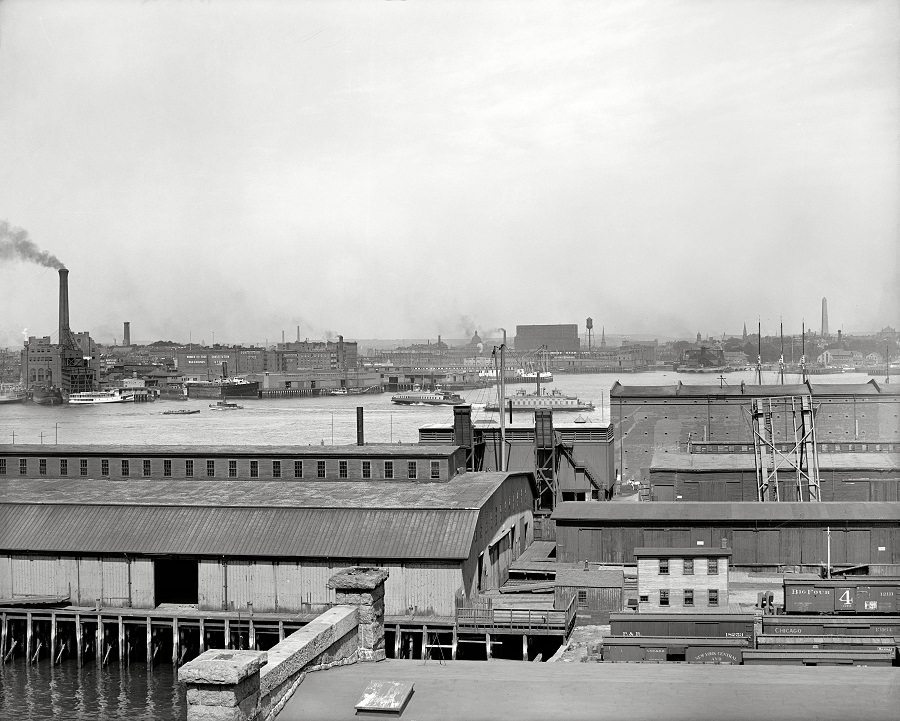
[
  {"left": 485, "top": 387, "right": 594, "bottom": 412},
  {"left": 68, "top": 389, "right": 136, "bottom": 405},
  {"left": 185, "top": 378, "right": 260, "bottom": 399},
  {"left": 0, "top": 383, "right": 27, "bottom": 404},
  {"left": 31, "top": 384, "right": 64, "bottom": 405}
]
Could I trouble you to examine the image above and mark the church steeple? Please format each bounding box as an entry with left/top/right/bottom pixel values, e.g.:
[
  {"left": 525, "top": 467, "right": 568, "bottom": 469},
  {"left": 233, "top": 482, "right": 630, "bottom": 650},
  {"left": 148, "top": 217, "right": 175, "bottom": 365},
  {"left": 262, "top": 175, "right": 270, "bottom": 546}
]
[
  {"left": 743, "top": 322, "right": 748, "bottom": 342},
  {"left": 600, "top": 326, "right": 606, "bottom": 348}
]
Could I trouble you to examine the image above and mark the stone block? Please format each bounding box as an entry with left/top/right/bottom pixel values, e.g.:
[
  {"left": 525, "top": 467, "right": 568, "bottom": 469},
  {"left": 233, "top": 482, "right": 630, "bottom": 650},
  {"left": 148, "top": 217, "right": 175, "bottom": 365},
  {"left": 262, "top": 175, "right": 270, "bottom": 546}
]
[
  {"left": 179, "top": 650, "right": 267, "bottom": 686},
  {"left": 334, "top": 589, "right": 384, "bottom": 606},
  {"left": 357, "top": 647, "right": 386, "bottom": 662},
  {"left": 186, "top": 677, "right": 259, "bottom": 707},
  {"left": 358, "top": 622, "right": 385, "bottom": 649},
  {"left": 185, "top": 705, "right": 243, "bottom": 721},
  {"left": 357, "top": 599, "right": 384, "bottom": 624},
  {"left": 327, "top": 566, "right": 390, "bottom": 591}
]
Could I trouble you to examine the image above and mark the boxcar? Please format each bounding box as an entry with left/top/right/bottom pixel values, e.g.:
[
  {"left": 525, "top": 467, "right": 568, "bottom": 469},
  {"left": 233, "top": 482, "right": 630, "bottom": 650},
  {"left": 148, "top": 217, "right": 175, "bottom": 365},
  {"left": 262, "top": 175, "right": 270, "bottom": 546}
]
[
  {"left": 609, "top": 613, "right": 755, "bottom": 640},
  {"left": 756, "top": 634, "right": 897, "bottom": 654},
  {"left": 783, "top": 578, "right": 900, "bottom": 614},
  {"left": 602, "top": 636, "right": 747, "bottom": 664},
  {"left": 742, "top": 649, "right": 895, "bottom": 666},
  {"left": 762, "top": 615, "right": 900, "bottom": 643}
]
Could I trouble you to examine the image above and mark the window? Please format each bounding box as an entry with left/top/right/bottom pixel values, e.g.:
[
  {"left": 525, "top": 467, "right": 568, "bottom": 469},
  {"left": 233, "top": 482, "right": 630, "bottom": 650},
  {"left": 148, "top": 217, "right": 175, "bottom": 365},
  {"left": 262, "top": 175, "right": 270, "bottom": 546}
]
[
  {"left": 684, "top": 589, "right": 694, "bottom": 606},
  {"left": 80, "top": 459, "right": 88, "bottom": 476},
  {"left": 660, "top": 590, "right": 669, "bottom": 607},
  {"left": 708, "top": 589, "right": 719, "bottom": 606},
  {"left": 384, "top": 461, "right": 394, "bottom": 479},
  {"left": 228, "top": 460, "right": 237, "bottom": 478},
  {"left": 708, "top": 559, "right": 718, "bottom": 575},
  {"left": 39, "top": 458, "right": 47, "bottom": 475},
  {"left": 206, "top": 460, "right": 215, "bottom": 477},
  {"left": 250, "top": 460, "right": 259, "bottom": 478},
  {"left": 272, "top": 460, "right": 281, "bottom": 479},
  {"left": 19, "top": 458, "right": 27, "bottom": 475},
  {"left": 683, "top": 558, "right": 693, "bottom": 575},
  {"left": 407, "top": 461, "right": 417, "bottom": 479},
  {"left": 339, "top": 460, "right": 348, "bottom": 479},
  {"left": 639, "top": 595, "right": 649, "bottom": 603},
  {"left": 143, "top": 459, "right": 151, "bottom": 477},
  {"left": 60, "top": 459, "right": 68, "bottom": 476},
  {"left": 362, "top": 461, "right": 371, "bottom": 479},
  {"left": 163, "top": 459, "right": 172, "bottom": 477},
  {"left": 430, "top": 460, "right": 440, "bottom": 479},
  {"left": 185, "top": 459, "right": 194, "bottom": 478},
  {"left": 294, "top": 460, "right": 303, "bottom": 478},
  {"left": 577, "top": 590, "right": 588, "bottom": 609},
  {"left": 121, "top": 460, "right": 130, "bottom": 477},
  {"left": 659, "top": 559, "right": 669, "bottom": 575},
  {"left": 0, "top": 459, "right": 5, "bottom": 475},
  {"left": 317, "top": 460, "right": 326, "bottom": 478},
  {"left": 101, "top": 459, "right": 109, "bottom": 476}
]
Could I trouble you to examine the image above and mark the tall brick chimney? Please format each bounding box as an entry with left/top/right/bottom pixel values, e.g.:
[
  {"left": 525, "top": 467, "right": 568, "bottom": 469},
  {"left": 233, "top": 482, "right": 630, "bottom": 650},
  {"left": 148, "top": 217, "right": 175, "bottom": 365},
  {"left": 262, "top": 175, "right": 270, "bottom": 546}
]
[
  {"left": 58, "top": 268, "right": 70, "bottom": 342},
  {"left": 123, "top": 321, "right": 131, "bottom": 346}
]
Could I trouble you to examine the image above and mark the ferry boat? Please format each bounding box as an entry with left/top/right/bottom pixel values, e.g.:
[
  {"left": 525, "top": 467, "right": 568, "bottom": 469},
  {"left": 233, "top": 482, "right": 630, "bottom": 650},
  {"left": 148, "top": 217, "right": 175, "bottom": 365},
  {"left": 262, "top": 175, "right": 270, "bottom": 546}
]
[
  {"left": 209, "top": 400, "right": 243, "bottom": 411},
  {"left": 185, "top": 378, "right": 259, "bottom": 399},
  {"left": 485, "top": 387, "right": 594, "bottom": 412},
  {"left": 0, "top": 384, "right": 27, "bottom": 404},
  {"left": 68, "top": 389, "right": 136, "bottom": 405},
  {"left": 391, "top": 386, "right": 464, "bottom": 406}
]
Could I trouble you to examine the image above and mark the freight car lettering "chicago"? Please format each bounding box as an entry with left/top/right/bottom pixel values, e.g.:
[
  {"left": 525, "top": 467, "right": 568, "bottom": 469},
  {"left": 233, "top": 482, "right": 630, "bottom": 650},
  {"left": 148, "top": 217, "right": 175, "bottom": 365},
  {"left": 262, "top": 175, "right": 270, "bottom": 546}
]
[{"left": 773, "top": 627, "right": 803, "bottom": 634}]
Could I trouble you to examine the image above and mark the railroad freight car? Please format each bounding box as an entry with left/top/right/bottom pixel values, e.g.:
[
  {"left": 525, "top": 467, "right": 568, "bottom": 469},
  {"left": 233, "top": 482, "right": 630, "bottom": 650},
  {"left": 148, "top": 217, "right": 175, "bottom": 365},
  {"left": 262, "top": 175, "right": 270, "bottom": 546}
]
[
  {"left": 783, "top": 578, "right": 900, "bottom": 614},
  {"left": 609, "top": 612, "right": 755, "bottom": 640},
  {"left": 602, "top": 636, "right": 747, "bottom": 664},
  {"left": 742, "top": 649, "right": 895, "bottom": 666},
  {"left": 762, "top": 615, "right": 900, "bottom": 642}
]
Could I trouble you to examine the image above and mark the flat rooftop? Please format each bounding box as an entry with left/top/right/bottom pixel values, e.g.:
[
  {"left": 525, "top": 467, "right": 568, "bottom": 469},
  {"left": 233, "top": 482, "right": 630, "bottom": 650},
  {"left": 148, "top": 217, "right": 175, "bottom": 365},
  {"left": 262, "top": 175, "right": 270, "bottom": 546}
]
[
  {"left": 277, "top": 659, "right": 900, "bottom": 721},
  {"left": 650, "top": 452, "right": 900, "bottom": 472}
]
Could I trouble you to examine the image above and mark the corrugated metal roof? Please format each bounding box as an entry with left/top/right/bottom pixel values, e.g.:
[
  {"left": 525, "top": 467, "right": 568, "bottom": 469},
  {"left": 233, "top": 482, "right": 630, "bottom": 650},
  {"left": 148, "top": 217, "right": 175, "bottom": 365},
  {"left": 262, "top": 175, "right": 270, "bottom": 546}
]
[
  {"left": 0, "top": 505, "right": 479, "bottom": 560},
  {"left": 650, "top": 452, "right": 900, "bottom": 472},
  {"left": 0, "top": 472, "right": 516, "bottom": 509},
  {"left": 610, "top": 380, "right": 890, "bottom": 399},
  {"left": 552, "top": 501, "right": 900, "bottom": 523},
  {"left": 2, "top": 443, "right": 459, "bottom": 458},
  {"left": 555, "top": 568, "right": 624, "bottom": 587}
]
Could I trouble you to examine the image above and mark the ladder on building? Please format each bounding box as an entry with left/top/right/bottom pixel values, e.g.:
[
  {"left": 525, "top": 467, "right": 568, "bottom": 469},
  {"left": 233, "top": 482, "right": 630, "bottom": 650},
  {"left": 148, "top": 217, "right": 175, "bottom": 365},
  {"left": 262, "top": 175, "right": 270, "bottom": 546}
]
[{"left": 750, "top": 396, "right": 821, "bottom": 502}]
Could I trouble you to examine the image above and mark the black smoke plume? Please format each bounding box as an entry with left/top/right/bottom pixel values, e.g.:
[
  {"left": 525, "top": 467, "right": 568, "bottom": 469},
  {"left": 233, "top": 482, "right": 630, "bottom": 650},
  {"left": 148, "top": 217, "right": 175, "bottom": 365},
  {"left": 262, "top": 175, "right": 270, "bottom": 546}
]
[{"left": 0, "top": 220, "right": 65, "bottom": 269}]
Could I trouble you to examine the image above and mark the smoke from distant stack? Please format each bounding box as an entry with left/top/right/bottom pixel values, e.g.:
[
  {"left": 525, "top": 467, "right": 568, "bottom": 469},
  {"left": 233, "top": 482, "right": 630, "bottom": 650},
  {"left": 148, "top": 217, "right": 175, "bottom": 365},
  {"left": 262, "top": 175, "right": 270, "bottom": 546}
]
[{"left": 0, "top": 220, "right": 66, "bottom": 269}]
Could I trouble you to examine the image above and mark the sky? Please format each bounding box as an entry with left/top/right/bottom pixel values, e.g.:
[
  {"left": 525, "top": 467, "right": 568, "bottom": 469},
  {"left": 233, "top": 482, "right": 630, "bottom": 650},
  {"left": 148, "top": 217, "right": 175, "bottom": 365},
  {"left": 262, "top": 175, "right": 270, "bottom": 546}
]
[{"left": 0, "top": 0, "right": 897, "bottom": 348}]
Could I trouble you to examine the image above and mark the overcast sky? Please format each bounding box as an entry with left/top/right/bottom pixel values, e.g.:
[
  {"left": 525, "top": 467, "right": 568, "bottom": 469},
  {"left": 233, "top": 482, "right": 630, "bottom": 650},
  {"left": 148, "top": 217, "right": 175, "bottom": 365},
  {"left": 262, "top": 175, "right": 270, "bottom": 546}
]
[{"left": 1, "top": 0, "right": 897, "bottom": 347}]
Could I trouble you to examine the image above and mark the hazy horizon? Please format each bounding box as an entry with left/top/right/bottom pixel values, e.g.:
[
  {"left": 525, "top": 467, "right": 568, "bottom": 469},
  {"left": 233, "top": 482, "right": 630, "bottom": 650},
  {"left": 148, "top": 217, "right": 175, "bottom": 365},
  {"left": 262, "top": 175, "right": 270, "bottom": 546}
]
[{"left": 1, "top": 0, "right": 898, "bottom": 348}]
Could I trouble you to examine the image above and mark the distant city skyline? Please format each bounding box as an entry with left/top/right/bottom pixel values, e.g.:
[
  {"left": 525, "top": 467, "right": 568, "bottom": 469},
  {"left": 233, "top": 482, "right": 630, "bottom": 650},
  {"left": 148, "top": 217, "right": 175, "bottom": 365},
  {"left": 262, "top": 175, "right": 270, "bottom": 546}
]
[{"left": 1, "top": 1, "right": 897, "bottom": 347}]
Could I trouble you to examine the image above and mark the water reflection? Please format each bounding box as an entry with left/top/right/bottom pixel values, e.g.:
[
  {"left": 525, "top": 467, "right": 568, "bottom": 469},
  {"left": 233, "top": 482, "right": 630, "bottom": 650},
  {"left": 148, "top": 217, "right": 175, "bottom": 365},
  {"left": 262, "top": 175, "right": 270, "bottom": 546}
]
[{"left": 0, "top": 660, "right": 185, "bottom": 721}]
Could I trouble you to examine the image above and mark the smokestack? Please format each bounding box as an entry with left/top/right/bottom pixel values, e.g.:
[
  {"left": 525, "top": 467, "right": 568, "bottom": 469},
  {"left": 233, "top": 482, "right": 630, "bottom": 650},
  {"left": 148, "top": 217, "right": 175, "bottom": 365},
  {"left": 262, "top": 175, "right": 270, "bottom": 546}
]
[
  {"left": 357, "top": 407, "right": 365, "bottom": 445},
  {"left": 296, "top": 325, "right": 300, "bottom": 342},
  {"left": 123, "top": 322, "right": 131, "bottom": 346},
  {"left": 58, "top": 268, "right": 70, "bottom": 342}
]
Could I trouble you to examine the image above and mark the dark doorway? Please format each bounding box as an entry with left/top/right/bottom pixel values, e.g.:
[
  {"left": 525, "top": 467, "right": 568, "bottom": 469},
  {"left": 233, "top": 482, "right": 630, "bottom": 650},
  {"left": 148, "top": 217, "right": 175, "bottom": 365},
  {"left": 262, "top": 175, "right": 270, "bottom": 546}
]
[{"left": 154, "top": 559, "right": 199, "bottom": 605}]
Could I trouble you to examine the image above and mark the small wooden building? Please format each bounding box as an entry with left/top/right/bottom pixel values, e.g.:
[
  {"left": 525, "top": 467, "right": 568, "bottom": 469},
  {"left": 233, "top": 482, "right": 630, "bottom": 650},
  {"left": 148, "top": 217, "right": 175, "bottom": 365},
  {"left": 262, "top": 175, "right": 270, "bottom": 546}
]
[{"left": 554, "top": 568, "right": 624, "bottom": 623}]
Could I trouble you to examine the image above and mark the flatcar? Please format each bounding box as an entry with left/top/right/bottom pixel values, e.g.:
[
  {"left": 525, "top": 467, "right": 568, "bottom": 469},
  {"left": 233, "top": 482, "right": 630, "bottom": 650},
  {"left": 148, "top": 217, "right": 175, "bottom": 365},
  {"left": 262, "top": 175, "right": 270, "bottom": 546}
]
[
  {"left": 742, "top": 649, "right": 895, "bottom": 667},
  {"left": 609, "top": 613, "right": 755, "bottom": 641},
  {"left": 782, "top": 578, "right": 900, "bottom": 614}
]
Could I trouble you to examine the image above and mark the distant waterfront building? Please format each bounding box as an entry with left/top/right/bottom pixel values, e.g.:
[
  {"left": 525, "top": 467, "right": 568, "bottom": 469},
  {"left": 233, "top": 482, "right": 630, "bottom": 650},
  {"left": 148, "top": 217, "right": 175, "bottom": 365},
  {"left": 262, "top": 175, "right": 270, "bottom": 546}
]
[{"left": 514, "top": 324, "right": 580, "bottom": 352}]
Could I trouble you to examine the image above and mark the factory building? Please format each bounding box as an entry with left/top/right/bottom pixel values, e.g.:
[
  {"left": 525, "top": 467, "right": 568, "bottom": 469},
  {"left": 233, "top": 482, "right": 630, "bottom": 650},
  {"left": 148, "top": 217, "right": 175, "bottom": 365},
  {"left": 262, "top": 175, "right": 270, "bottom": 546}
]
[
  {"left": 514, "top": 324, "right": 580, "bottom": 352},
  {"left": 610, "top": 380, "right": 900, "bottom": 485},
  {"left": 0, "top": 444, "right": 468, "bottom": 483},
  {"left": 0, "top": 471, "right": 535, "bottom": 618},
  {"left": 552, "top": 502, "right": 900, "bottom": 570},
  {"left": 20, "top": 269, "right": 100, "bottom": 393}
]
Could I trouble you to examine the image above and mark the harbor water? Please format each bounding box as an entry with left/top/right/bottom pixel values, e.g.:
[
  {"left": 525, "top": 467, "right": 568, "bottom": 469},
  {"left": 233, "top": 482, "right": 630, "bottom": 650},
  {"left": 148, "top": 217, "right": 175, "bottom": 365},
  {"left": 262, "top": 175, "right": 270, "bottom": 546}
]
[{"left": 0, "top": 369, "right": 872, "bottom": 719}]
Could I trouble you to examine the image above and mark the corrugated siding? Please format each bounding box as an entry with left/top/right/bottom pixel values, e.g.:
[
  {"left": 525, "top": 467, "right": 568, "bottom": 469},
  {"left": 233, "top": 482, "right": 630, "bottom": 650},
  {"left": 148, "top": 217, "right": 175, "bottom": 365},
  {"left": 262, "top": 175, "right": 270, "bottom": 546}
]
[
  {"left": 199, "top": 559, "right": 224, "bottom": 610},
  {"left": 101, "top": 557, "right": 130, "bottom": 606},
  {"left": 78, "top": 558, "right": 103, "bottom": 606},
  {"left": 0, "top": 505, "right": 479, "bottom": 560},
  {"left": 0, "top": 556, "right": 11, "bottom": 598}
]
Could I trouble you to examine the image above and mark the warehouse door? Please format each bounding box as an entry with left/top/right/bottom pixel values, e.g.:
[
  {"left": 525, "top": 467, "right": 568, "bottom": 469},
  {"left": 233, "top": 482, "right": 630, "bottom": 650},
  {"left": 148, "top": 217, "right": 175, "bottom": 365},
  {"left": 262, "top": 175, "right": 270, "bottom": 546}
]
[{"left": 155, "top": 559, "right": 199, "bottom": 605}]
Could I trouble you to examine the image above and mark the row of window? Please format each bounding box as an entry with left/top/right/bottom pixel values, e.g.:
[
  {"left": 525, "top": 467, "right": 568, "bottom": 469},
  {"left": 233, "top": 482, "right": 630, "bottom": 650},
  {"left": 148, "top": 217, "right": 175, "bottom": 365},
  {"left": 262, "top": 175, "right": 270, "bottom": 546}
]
[
  {"left": 2, "top": 457, "right": 441, "bottom": 480},
  {"left": 643, "top": 589, "right": 719, "bottom": 606},
  {"left": 659, "top": 558, "right": 718, "bottom": 575}
]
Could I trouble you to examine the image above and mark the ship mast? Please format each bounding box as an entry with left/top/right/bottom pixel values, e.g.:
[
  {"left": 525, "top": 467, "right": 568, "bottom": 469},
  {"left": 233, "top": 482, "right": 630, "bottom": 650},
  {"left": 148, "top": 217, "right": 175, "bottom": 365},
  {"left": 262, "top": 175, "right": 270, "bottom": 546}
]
[
  {"left": 756, "top": 320, "right": 763, "bottom": 385},
  {"left": 779, "top": 320, "right": 785, "bottom": 385},
  {"left": 494, "top": 344, "right": 507, "bottom": 472},
  {"left": 801, "top": 320, "right": 807, "bottom": 383}
]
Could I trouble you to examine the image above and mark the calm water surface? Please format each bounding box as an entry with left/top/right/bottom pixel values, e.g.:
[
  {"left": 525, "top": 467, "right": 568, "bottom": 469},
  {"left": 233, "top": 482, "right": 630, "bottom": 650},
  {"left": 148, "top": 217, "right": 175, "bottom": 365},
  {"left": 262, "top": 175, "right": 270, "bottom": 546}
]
[{"left": 0, "top": 370, "right": 869, "bottom": 719}]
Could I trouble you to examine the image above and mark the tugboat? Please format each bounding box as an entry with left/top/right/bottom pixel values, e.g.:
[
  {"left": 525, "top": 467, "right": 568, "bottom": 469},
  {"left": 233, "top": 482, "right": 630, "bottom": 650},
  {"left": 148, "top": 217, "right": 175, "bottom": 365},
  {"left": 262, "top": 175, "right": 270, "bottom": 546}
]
[
  {"left": 0, "top": 383, "right": 27, "bottom": 404},
  {"left": 209, "top": 400, "right": 243, "bottom": 411},
  {"left": 31, "top": 384, "right": 64, "bottom": 406}
]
